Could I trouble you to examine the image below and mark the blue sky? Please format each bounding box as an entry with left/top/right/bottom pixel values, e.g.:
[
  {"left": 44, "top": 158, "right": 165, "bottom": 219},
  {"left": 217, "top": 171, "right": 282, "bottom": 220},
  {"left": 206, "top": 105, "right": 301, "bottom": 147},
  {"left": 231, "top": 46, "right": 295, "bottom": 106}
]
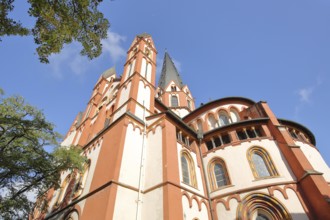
[{"left": 1, "top": 0, "right": 329, "bottom": 165}]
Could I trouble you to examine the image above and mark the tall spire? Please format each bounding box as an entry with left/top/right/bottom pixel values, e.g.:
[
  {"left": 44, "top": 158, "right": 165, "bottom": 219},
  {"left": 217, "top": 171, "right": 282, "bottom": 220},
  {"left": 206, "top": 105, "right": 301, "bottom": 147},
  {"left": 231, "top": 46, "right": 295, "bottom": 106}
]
[
  {"left": 158, "top": 52, "right": 184, "bottom": 89},
  {"left": 156, "top": 52, "right": 195, "bottom": 117}
]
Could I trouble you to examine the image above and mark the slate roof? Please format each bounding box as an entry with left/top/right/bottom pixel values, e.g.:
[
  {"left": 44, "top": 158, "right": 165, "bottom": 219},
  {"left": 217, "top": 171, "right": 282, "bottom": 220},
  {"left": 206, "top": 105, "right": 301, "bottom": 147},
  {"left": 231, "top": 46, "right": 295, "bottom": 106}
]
[
  {"left": 102, "top": 66, "right": 116, "bottom": 78},
  {"left": 137, "top": 33, "right": 151, "bottom": 38},
  {"left": 158, "top": 52, "right": 184, "bottom": 89}
]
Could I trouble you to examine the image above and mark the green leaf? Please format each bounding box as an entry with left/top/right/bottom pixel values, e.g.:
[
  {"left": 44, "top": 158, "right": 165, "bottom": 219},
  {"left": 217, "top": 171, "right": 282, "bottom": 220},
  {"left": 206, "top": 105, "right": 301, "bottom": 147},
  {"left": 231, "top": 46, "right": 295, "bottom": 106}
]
[
  {"left": 0, "top": 88, "right": 86, "bottom": 219},
  {"left": 0, "top": 0, "right": 109, "bottom": 63}
]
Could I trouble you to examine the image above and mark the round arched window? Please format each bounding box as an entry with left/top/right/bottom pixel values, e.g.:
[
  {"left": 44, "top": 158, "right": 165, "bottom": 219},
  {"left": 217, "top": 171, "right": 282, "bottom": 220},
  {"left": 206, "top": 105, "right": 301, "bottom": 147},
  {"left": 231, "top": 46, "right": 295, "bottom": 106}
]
[{"left": 218, "top": 112, "right": 230, "bottom": 126}]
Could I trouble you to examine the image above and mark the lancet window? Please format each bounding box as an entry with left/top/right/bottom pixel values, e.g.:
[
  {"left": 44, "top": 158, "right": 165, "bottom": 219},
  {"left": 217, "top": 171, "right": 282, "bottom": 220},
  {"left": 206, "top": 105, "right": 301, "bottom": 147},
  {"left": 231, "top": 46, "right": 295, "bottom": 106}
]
[
  {"left": 171, "top": 95, "right": 179, "bottom": 107},
  {"left": 180, "top": 151, "right": 197, "bottom": 187},
  {"left": 209, "top": 158, "right": 230, "bottom": 190}
]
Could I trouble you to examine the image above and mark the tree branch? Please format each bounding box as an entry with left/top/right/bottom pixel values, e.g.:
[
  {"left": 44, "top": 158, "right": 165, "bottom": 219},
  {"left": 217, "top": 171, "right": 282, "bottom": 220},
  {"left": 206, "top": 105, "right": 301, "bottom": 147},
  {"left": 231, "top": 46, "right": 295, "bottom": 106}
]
[{"left": 10, "top": 170, "right": 58, "bottom": 200}]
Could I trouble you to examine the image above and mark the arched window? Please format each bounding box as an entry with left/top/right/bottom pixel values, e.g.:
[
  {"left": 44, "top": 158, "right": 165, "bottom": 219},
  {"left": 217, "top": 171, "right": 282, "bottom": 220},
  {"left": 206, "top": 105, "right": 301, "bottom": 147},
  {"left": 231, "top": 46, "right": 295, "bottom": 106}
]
[
  {"left": 181, "top": 155, "right": 190, "bottom": 184},
  {"left": 237, "top": 193, "right": 291, "bottom": 220},
  {"left": 247, "top": 147, "right": 278, "bottom": 179},
  {"left": 55, "top": 175, "right": 71, "bottom": 205},
  {"left": 252, "top": 154, "right": 271, "bottom": 177},
  {"left": 180, "top": 151, "right": 197, "bottom": 187},
  {"left": 197, "top": 120, "right": 203, "bottom": 132},
  {"left": 214, "top": 163, "right": 228, "bottom": 186},
  {"left": 73, "top": 160, "right": 91, "bottom": 198},
  {"left": 171, "top": 95, "right": 179, "bottom": 107},
  {"left": 126, "top": 59, "right": 135, "bottom": 79},
  {"left": 127, "top": 63, "right": 133, "bottom": 77},
  {"left": 146, "top": 63, "right": 152, "bottom": 81},
  {"left": 62, "top": 177, "right": 77, "bottom": 207},
  {"left": 208, "top": 114, "right": 218, "bottom": 130},
  {"left": 218, "top": 111, "right": 230, "bottom": 126},
  {"left": 85, "top": 104, "right": 92, "bottom": 119},
  {"left": 230, "top": 109, "right": 240, "bottom": 123},
  {"left": 187, "top": 99, "right": 191, "bottom": 109},
  {"left": 209, "top": 158, "right": 230, "bottom": 190}
]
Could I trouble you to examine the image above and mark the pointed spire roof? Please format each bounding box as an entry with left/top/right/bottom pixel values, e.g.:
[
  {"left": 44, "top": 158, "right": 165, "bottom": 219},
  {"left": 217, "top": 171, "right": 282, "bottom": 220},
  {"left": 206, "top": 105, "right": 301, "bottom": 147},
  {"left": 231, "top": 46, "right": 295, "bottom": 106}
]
[{"left": 158, "top": 52, "right": 184, "bottom": 89}]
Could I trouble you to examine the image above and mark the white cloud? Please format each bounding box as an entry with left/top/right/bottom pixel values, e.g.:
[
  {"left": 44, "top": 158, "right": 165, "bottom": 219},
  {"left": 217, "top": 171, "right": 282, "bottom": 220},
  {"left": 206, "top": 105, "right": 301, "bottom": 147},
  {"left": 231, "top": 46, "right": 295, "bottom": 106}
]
[
  {"left": 102, "top": 31, "right": 127, "bottom": 63},
  {"left": 69, "top": 54, "right": 87, "bottom": 76},
  {"left": 296, "top": 77, "right": 323, "bottom": 104},
  {"left": 48, "top": 43, "right": 90, "bottom": 78},
  {"left": 298, "top": 87, "right": 313, "bottom": 103},
  {"left": 294, "top": 76, "right": 323, "bottom": 119},
  {"left": 47, "top": 31, "right": 127, "bottom": 78}
]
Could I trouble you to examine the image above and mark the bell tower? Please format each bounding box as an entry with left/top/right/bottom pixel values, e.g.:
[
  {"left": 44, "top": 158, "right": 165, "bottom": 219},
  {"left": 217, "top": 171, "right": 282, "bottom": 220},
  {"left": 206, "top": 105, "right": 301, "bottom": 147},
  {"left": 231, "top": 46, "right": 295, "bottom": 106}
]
[
  {"left": 157, "top": 52, "right": 195, "bottom": 117},
  {"left": 114, "top": 33, "right": 157, "bottom": 120}
]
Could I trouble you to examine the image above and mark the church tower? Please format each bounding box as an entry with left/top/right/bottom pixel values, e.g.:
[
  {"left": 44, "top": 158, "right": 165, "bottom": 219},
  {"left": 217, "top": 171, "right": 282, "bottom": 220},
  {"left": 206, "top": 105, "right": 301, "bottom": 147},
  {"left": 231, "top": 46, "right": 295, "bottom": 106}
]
[
  {"left": 32, "top": 34, "right": 330, "bottom": 220},
  {"left": 114, "top": 33, "right": 157, "bottom": 121},
  {"left": 157, "top": 52, "right": 195, "bottom": 117}
]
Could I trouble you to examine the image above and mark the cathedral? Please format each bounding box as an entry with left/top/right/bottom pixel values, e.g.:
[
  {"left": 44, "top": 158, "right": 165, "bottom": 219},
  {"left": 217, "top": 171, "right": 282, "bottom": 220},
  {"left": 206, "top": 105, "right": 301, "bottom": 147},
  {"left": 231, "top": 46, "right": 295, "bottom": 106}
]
[{"left": 32, "top": 34, "right": 330, "bottom": 220}]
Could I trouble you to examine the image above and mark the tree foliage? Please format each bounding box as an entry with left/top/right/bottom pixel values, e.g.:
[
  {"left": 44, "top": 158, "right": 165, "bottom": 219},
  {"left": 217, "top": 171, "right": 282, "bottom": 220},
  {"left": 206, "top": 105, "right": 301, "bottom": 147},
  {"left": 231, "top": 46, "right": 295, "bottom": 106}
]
[
  {"left": 0, "top": 90, "right": 86, "bottom": 219},
  {"left": 0, "top": 0, "right": 30, "bottom": 37},
  {"left": 0, "top": 0, "right": 109, "bottom": 63}
]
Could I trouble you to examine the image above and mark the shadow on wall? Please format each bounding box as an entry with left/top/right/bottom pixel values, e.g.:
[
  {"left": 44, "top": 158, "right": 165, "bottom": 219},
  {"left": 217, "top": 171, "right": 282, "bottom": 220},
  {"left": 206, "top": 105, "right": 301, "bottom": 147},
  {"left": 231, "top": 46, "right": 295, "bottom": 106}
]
[
  {"left": 290, "top": 212, "right": 309, "bottom": 220},
  {"left": 277, "top": 148, "right": 297, "bottom": 180}
]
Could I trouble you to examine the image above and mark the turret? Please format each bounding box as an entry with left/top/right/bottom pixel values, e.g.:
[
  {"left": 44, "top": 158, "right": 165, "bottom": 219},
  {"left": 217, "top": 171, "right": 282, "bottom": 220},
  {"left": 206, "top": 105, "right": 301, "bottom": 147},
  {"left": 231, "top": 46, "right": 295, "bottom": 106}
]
[
  {"left": 113, "top": 33, "right": 157, "bottom": 120},
  {"left": 157, "top": 52, "right": 195, "bottom": 117}
]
